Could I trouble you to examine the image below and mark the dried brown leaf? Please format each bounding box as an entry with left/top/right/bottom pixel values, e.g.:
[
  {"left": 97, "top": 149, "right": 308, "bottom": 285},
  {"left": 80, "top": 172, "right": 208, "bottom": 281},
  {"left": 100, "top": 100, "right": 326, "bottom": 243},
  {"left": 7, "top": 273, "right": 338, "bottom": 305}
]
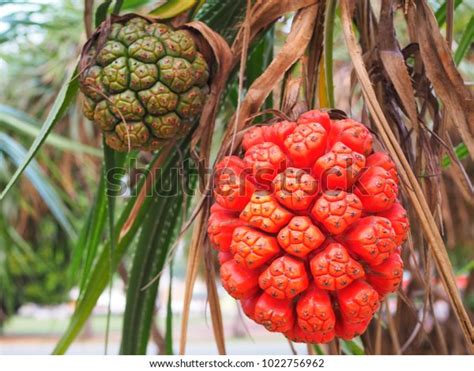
[
  {"left": 84, "top": 0, "right": 94, "bottom": 39},
  {"left": 204, "top": 241, "right": 226, "bottom": 354},
  {"left": 183, "top": 21, "right": 233, "bottom": 166},
  {"left": 179, "top": 205, "right": 206, "bottom": 355},
  {"left": 218, "top": 4, "right": 320, "bottom": 160},
  {"left": 232, "top": 0, "right": 319, "bottom": 58},
  {"left": 340, "top": 0, "right": 474, "bottom": 351},
  {"left": 119, "top": 144, "right": 174, "bottom": 242},
  {"left": 406, "top": 1, "right": 474, "bottom": 160},
  {"left": 378, "top": 0, "right": 419, "bottom": 132}
]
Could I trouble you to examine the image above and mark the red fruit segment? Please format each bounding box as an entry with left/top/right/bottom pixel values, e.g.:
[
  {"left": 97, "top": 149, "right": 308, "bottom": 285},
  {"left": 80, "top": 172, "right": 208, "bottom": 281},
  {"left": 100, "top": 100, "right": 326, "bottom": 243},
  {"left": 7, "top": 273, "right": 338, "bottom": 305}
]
[
  {"left": 366, "top": 152, "right": 398, "bottom": 183},
  {"left": 337, "top": 280, "right": 379, "bottom": 325},
  {"left": 266, "top": 121, "right": 298, "bottom": 149},
  {"left": 376, "top": 202, "right": 409, "bottom": 245},
  {"left": 327, "top": 118, "right": 373, "bottom": 156},
  {"left": 244, "top": 142, "right": 288, "bottom": 185},
  {"left": 240, "top": 294, "right": 260, "bottom": 321},
  {"left": 213, "top": 156, "right": 255, "bottom": 211},
  {"left": 311, "top": 191, "right": 363, "bottom": 235},
  {"left": 272, "top": 168, "right": 319, "bottom": 211},
  {"left": 285, "top": 323, "right": 335, "bottom": 344},
  {"left": 354, "top": 166, "right": 398, "bottom": 212},
  {"left": 366, "top": 253, "right": 404, "bottom": 297},
  {"left": 335, "top": 317, "right": 370, "bottom": 340},
  {"left": 240, "top": 191, "right": 293, "bottom": 234},
  {"left": 217, "top": 251, "right": 233, "bottom": 264},
  {"left": 310, "top": 242, "right": 365, "bottom": 290},
  {"left": 344, "top": 216, "right": 397, "bottom": 266},
  {"left": 208, "top": 205, "right": 247, "bottom": 252},
  {"left": 258, "top": 256, "right": 309, "bottom": 299},
  {"left": 254, "top": 293, "right": 295, "bottom": 332},
  {"left": 220, "top": 260, "right": 260, "bottom": 299},
  {"left": 277, "top": 216, "right": 325, "bottom": 258},
  {"left": 297, "top": 110, "right": 331, "bottom": 132},
  {"left": 284, "top": 123, "right": 327, "bottom": 169},
  {"left": 230, "top": 226, "right": 280, "bottom": 269},
  {"left": 242, "top": 126, "right": 266, "bottom": 151},
  {"left": 242, "top": 121, "right": 297, "bottom": 151},
  {"left": 296, "top": 284, "right": 336, "bottom": 342},
  {"left": 313, "top": 142, "right": 365, "bottom": 190}
]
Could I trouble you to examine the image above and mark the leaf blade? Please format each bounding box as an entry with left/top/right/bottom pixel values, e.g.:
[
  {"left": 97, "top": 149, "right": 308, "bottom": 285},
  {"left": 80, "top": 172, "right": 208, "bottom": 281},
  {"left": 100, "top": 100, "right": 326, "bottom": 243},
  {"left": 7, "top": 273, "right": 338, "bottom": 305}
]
[{"left": 0, "top": 64, "right": 79, "bottom": 200}]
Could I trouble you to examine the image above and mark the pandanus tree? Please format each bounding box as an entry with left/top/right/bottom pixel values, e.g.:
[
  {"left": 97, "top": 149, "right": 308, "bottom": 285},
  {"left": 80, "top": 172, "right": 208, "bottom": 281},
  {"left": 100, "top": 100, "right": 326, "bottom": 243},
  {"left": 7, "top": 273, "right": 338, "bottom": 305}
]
[{"left": 0, "top": 0, "right": 473, "bottom": 355}]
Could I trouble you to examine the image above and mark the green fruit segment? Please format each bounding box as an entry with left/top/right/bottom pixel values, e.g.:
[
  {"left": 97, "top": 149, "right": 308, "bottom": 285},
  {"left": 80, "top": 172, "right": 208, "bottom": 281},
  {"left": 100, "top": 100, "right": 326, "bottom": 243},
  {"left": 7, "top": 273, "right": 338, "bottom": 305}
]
[{"left": 79, "top": 16, "right": 209, "bottom": 151}]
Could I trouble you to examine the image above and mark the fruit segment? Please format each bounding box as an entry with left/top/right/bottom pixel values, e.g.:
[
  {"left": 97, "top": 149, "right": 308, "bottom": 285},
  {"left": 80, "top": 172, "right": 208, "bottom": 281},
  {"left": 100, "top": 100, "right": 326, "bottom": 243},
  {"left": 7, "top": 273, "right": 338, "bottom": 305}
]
[
  {"left": 277, "top": 216, "right": 325, "bottom": 258},
  {"left": 254, "top": 293, "right": 295, "bottom": 332},
  {"left": 240, "top": 191, "right": 293, "bottom": 234},
  {"left": 258, "top": 256, "right": 309, "bottom": 299},
  {"left": 310, "top": 242, "right": 365, "bottom": 290},
  {"left": 267, "top": 121, "right": 299, "bottom": 149},
  {"left": 296, "top": 284, "right": 336, "bottom": 342},
  {"left": 344, "top": 216, "right": 397, "bottom": 266},
  {"left": 311, "top": 190, "right": 363, "bottom": 235},
  {"left": 285, "top": 323, "right": 334, "bottom": 344},
  {"left": 230, "top": 226, "right": 280, "bottom": 269},
  {"left": 217, "top": 251, "right": 233, "bottom": 264},
  {"left": 313, "top": 142, "right": 365, "bottom": 190},
  {"left": 297, "top": 110, "right": 331, "bottom": 132},
  {"left": 220, "top": 260, "right": 260, "bottom": 299},
  {"left": 327, "top": 118, "right": 373, "bottom": 156},
  {"left": 335, "top": 317, "right": 370, "bottom": 340},
  {"left": 337, "top": 280, "right": 379, "bottom": 326},
  {"left": 354, "top": 166, "right": 398, "bottom": 212},
  {"left": 366, "top": 152, "right": 398, "bottom": 183},
  {"left": 208, "top": 204, "right": 247, "bottom": 252},
  {"left": 242, "top": 121, "right": 297, "bottom": 151},
  {"left": 284, "top": 123, "right": 327, "bottom": 169},
  {"left": 244, "top": 142, "right": 288, "bottom": 185},
  {"left": 366, "top": 253, "right": 404, "bottom": 297},
  {"left": 213, "top": 156, "right": 256, "bottom": 211},
  {"left": 376, "top": 202, "right": 409, "bottom": 245},
  {"left": 240, "top": 294, "right": 260, "bottom": 321},
  {"left": 272, "top": 168, "right": 319, "bottom": 211}
]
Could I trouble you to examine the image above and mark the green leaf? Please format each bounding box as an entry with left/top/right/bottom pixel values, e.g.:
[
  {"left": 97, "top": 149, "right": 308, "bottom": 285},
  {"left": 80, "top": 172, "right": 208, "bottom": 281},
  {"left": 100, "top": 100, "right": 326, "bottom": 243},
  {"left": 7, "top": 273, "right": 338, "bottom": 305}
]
[
  {"left": 52, "top": 138, "right": 190, "bottom": 355},
  {"left": 68, "top": 176, "right": 106, "bottom": 287},
  {"left": 102, "top": 141, "right": 126, "bottom": 353},
  {"left": 0, "top": 104, "right": 102, "bottom": 157},
  {"left": 195, "top": 0, "right": 246, "bottom": 42},
  {"left": 120, "top": 191, "right": 183, "bottom": 354},
  {"left": 442, "top": 142, "right": 468, "bottom": 168},
  {"left": 435, "top": 0, "right": 462, "bottom": 25},
  {"left": 120, "top": 158, "right": 196, "bottom": 354},
  {"left": 71, "top": 150, "right": 131, "bottom": 292},
  {"left": 122, "top": 0, "right": 154, "bottom": 10},
  {"left": 165, "top": 262, "right": 174, "bottom": 355},
  {"left": 454, "top": 15, "right": 474, "bottom": 65},
  {"left": 95, "top": 0, "right": 113, "bottom": 27},
  {"left": 0, "top": 64, "right": 79, "bottom": 200},
  {"left": 341, "top": 339, "right": 365, "bottom": 355},
  {"left": 0, "top": 133, "right": 76, "bottom": 239},
  {"left": 311, "top": 344, "right": 325, "bottom": 355},
  {"left": 112, "top": 0, "right": 124, "bottom": 14},
  {"left": 149, "top": 0, "right": 198, "bottom": 19}
]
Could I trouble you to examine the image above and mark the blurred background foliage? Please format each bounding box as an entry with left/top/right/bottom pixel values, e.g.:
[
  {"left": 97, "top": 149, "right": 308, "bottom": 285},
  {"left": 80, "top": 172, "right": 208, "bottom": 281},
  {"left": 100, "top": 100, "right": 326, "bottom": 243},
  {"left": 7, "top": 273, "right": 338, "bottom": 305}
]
[{"left": 0, "top": 0, "right": 472, "bottom": 355}]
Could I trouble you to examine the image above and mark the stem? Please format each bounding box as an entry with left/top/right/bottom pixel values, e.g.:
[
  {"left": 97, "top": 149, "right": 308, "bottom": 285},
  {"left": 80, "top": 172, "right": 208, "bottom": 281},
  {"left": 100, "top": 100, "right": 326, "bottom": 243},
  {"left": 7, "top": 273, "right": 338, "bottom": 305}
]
[{"left": 324, "top": 0, "right": 337, "bottom": 108}]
